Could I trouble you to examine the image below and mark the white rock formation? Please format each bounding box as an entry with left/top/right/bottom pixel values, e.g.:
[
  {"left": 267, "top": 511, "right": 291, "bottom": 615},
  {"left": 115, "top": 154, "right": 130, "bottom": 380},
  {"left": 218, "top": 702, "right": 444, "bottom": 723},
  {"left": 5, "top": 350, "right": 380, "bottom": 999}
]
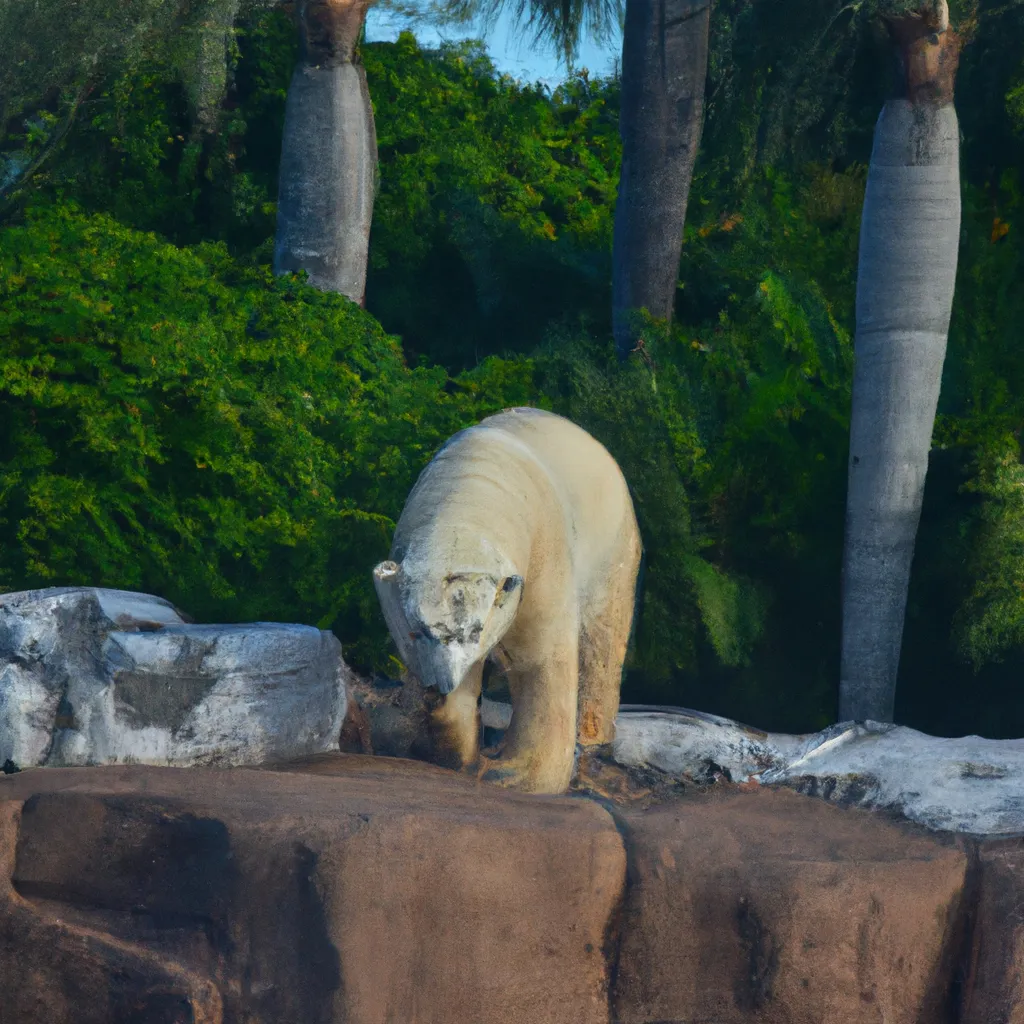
[
  {"left": 0, "top": 587, "right": 348, "bottom": 769},
  {"left": 611, "top": 705, "right": 1024, "bottom": 837}
]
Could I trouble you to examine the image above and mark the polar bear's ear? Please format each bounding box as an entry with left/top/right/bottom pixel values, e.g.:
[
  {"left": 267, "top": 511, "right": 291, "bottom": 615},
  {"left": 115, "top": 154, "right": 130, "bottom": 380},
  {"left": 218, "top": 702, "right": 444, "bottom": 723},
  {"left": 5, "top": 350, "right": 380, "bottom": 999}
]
[
  {"left": 495, "top": 575, "right": 523, "bottom": 608},
  {"left": 373, "top": 560, "right": 400, "bottom": 582},
  {"left": 373, "top": 561, "right": 405, "bottom": 621}
]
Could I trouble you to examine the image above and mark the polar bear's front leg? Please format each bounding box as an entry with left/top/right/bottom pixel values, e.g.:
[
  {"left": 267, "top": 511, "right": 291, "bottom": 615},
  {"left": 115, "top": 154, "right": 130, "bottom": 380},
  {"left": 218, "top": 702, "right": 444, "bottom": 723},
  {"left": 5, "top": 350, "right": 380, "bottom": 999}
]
[
  {"left": 425, "top": 661, "right": 483, "bottom": 770},
  {"left": 480, "top": 638, "right": 579, "bottom": 794}
]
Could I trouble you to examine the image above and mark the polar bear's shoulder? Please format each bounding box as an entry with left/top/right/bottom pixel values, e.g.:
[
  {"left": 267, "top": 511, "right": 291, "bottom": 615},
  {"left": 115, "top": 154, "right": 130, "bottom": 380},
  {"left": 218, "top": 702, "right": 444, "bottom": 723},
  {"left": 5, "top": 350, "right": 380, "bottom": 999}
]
[
  {"left": 478, "top": 408, "right": 604, "bottom": 451},
  {"left": 478, "top": 409, "right": 622, "bottom": 475},
  {"left": 418, "top": 408, "right": 629, "bottom": 525}
]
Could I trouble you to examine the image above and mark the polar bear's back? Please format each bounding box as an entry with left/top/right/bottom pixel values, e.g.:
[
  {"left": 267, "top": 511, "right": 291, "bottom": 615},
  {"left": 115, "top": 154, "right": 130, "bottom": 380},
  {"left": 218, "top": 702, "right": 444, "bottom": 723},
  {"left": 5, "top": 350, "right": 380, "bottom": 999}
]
[
  {"left": 477, "top": 407, "right": 628, "bottom": 508},
  {"left": 470, "top": 407, "right": 637, "bottom": 576},
  {"left": 394, "top": 407, "right": 637, "bottom": 594}
]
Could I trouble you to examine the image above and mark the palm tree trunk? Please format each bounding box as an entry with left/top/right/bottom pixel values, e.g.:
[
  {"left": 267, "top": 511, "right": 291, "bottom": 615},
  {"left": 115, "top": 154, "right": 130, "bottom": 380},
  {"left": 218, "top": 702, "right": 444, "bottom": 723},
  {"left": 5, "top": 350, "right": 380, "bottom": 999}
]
[
  {"left": 273, "top": 0, "right": 377, "bottom": 305},
  {"left": 611, "top": 0, "right": 710, "bottom": 359},
  {"left": 839, "top": 1, "right": 962, "bottom": 723}
]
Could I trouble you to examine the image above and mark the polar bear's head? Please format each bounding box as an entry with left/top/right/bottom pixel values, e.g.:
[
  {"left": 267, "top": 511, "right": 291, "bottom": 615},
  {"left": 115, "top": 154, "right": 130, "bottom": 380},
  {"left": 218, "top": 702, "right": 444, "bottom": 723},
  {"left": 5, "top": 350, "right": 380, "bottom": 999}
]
[{"left": 373, "top": 561, "right": 523, "bottom": 694}]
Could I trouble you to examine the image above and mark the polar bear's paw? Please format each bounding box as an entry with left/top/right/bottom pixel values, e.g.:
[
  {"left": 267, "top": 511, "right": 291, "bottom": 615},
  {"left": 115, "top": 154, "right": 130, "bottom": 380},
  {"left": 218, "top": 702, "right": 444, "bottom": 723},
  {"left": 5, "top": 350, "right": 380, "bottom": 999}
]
[
  {"left": 475, "top": 753, "right": 540, "bottom": 790},
  {"left": 476, "top": 754, "right": 529, "bottom": 789},
  {"left": 475, "top": 753, "right": 569, "bottom": 795}
]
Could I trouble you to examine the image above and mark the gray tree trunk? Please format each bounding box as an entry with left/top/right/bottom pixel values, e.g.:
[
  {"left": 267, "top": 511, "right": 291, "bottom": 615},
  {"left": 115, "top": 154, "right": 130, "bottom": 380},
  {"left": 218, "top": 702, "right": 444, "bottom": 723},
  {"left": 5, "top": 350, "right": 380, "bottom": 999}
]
[
  {"left": 273, "top": 0, "right": 377, "bottom": 306},
  {"left": 611, "top": 0, "right": 710, "bottom": 359},
  {"left": 839, "top": 7, "right": 962, "bottom": 723}
]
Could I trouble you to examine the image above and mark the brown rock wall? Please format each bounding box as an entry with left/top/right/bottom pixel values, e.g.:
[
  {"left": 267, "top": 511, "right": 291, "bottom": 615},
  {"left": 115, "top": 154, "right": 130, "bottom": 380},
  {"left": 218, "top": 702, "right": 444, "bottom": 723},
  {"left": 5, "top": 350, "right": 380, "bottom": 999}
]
[
  {"left": 1, "top": 758, "right": 1022, "bottom": 1024},
  {"left": 0, "top": 759, "right": 625, "bottom": 1024},
  {"left": 961, "top": 838, "right": 1024, "bottom": 1024},
  {"left": 610, "top": 787, "right": 971, "bottom": 1024}
]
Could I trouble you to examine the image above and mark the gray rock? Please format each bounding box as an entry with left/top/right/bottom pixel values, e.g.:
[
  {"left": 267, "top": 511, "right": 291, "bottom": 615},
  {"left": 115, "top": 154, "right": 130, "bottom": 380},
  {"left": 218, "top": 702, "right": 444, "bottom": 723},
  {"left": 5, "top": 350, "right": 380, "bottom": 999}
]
[
  {"left": 0, "top": 587, "right": 348, "bottom": 769},
  {"left": 611, "top": 705, "right": 1024, "bottom": 836}
]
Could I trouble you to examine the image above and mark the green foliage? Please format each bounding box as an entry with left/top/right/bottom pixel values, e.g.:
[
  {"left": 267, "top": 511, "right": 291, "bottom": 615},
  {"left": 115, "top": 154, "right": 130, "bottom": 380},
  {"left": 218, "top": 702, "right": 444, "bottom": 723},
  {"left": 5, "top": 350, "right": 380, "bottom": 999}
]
[
  {"left": 1, "top": 4, "right": 282, "bottom": 250},
  {"left": 368, "top": 34, "right": 618, "bottom": 255},
  {"left": 363, "top": 32, "right": 621, "bottom": 366},
  {"left": 536, "top": 334, "right": 708, "bottom": 686},
  {"left": 0, "top": 0, "right": 176, "bottom": 126},
  {"left": 0, "top": 3, "right": 272, "bottom": 238},
  {"left": 953, "top": 435, "right": 1024, "bottom": 667},
  {"left": 532, "top": 160, "right": 858, "bottom": 727},
  {"left": 5, "top": 14, "right": 623, "bottom": 370},
  {"left": 0, "top": 203, "right": 534, "bottom": 666},
  {"left": 623, "top": 164, "right": 856, "bottom": 727},
  {"left": 0, "top": 0, "right": 263, "bottom": 218},
  {"left": 910, "top": 172, "right": 1024, "bottom": 679},
  {"left": 682, "top": 555, "right": 768, "bottom": 669},
  {"left": 1008, "top": 79, "right": 1024, "bottom": 134}
]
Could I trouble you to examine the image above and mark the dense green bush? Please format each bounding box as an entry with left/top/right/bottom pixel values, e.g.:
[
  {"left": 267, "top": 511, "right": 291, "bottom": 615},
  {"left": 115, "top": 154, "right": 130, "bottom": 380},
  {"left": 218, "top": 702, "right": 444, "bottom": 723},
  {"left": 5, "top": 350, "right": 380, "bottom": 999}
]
[
  {"left": 1, "top": 6, "right": 287, "bottom": 253},
  {"left": 4, "top": 13, "right": 622, "bottom": 369},
  {"left": 363, "top": 32, "right": 621, "bottom": 366},
  {"left": 0, "top": 203, "right": 536, "bottom": 666}
]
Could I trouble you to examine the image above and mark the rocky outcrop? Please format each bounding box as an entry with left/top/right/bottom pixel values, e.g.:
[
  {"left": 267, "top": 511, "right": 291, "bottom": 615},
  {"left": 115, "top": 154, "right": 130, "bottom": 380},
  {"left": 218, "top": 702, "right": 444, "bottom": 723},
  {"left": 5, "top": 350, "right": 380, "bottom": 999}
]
[
  {"left": 4, "top": 586, "right": 1021, "bottom": 1022},
  {"left": 344, "top": 678, "right": 1024, "bottom": 836},
  {"left": 0, "top": 588, "right": 348, "bottom": 769},
  {"left": 1, "top": 756, "right": 1023, "bottom": 1023},
  {"left": 0, "top": 757, "right": 623, "bottom": 1024},
  {"left": 611, "top": 787, "right": 970, "bottom": 1024},
  {"left": 963, "top": 839, "right": 1024, "bottom": 1024},
  {"left": 612, "top": 705, "right": 1024, "bottom": 835}
]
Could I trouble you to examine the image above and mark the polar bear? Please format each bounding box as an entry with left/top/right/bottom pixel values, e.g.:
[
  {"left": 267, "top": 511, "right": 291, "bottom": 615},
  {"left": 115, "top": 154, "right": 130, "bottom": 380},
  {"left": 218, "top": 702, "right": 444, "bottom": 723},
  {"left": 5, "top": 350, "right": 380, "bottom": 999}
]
[{"left": 373, "top": 407, "right": 642, "bottom": 794}]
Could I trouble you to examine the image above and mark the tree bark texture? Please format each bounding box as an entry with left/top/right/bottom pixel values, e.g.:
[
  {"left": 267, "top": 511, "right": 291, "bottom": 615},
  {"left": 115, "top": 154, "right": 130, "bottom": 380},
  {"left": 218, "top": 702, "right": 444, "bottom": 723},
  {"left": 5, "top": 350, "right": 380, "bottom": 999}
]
[
  {"left": 273, "top": 0, "right": 377, "bottom": 306},
  {"left": 611, "top": 0, "right": 710, "bottom": 359},
  {"left": 839, "top": 13, "right": 961, "bottom": 723}
]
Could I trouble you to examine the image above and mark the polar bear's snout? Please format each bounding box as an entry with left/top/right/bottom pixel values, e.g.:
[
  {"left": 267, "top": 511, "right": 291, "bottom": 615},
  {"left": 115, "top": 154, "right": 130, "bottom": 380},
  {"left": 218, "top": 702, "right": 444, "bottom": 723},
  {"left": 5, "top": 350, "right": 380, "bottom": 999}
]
[{"left": 414, "top": 639, "right": 479, "bottom": 694}]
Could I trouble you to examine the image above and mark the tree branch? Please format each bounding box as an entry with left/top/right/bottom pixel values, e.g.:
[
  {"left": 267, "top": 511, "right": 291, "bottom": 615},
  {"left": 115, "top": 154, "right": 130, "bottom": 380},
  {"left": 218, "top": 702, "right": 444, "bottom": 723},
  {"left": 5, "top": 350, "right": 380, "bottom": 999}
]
[{"left": 0, "top": 77, "right": 94, "bottom": 214}]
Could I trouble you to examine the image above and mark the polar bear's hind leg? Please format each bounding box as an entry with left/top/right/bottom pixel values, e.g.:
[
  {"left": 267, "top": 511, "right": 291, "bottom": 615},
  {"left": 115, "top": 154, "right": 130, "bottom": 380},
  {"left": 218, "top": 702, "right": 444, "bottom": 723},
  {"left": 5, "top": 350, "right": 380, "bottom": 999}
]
[{"left": 576, "top": 539, "right": 643, "bottom": 747}]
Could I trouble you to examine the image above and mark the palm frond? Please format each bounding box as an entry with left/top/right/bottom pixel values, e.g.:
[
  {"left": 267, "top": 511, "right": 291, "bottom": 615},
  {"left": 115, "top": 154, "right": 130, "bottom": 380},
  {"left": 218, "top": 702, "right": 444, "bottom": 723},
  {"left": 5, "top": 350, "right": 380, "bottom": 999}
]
[{"left": 427, "top": 0, "right": 623, "bottom": 67}]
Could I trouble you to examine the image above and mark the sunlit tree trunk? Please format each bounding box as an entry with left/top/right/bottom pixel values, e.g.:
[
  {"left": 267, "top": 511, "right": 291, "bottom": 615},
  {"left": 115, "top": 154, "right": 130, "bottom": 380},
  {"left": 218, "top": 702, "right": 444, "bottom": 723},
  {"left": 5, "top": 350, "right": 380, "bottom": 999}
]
[
  {"left": 274, "top": 0, "right": 377, "bottom": 305},
  {"left": 839, "top": 0, "right": 962, "bottom": 723},
  {"left": 611, "top": 0, "right": 710, "bottom": 359}
]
